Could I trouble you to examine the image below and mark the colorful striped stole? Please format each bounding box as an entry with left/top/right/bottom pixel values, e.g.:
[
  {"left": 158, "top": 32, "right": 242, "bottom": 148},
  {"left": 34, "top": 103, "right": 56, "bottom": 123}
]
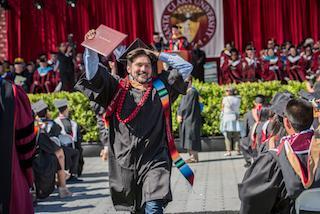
[{"left": 153, "top": 78, "right": 194, "bottom": 186}]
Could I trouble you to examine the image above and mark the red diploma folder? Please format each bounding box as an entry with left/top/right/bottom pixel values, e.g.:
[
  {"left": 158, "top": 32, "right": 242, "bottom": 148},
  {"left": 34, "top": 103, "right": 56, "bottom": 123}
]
[{"left": 81, "top": 24, "right": 127, "bottom": 57}]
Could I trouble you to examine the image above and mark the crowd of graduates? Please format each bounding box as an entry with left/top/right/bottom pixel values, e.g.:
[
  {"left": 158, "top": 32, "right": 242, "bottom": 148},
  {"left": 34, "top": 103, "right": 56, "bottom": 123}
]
[
  {"left": 220, "top": 38, "right": 320, "bottom": 84},
  {"left": 0, "top": 38, "right": 84, "bottom": 94}
]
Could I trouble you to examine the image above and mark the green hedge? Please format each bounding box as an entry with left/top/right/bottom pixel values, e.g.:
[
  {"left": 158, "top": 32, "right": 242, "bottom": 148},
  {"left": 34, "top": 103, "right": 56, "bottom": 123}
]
[{"left": 28, "top": 81, "right": 306, "bottom": 142}]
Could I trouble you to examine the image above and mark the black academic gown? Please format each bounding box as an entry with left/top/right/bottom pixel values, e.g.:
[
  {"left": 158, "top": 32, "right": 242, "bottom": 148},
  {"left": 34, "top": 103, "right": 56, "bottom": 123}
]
[
  {"left": 239, "top": 136, "right": 320, "bottom": 214},
  {"left": 57, "top": 51, "right": 75, "bottom": 91},
  {"left": 178, "top": 87, "right": 202, "bottom": 151},
  {"left": 241, "top": 110, "right": 258, "bottom": 162},
  {"left": 191, "top": 48, "right": 206, "bottom": 82},
  {"left": 57, "top": 117, "right": 84, "bottom": 176},
  {"left": 75, "top": 66, "right": 187, "bottom": 212}
]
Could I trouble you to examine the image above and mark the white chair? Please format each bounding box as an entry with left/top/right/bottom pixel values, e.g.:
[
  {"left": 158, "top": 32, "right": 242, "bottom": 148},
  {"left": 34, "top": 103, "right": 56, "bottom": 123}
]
[{"left": 295, "top": 188, "right": 320, "bottom": 214}]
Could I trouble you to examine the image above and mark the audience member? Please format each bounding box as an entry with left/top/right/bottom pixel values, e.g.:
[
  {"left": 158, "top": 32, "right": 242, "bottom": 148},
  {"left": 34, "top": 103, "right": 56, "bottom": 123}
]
[{"left": 220, "top": 87, "right": 242, "bottom": 156}]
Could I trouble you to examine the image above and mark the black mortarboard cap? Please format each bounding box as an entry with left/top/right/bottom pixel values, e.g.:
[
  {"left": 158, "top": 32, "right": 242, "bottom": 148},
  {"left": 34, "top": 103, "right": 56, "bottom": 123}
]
[
  {"left": 32, "top": 100, "right": 48, "bottom": 113},
  {"left": 270, "top": 92, "right": 294, "bottom": 117},
  {"left": 54, "top": 99, "right": 68, "bottom": 109},
  {"left": 117, "top": 38, "right": 156, "bottom": 65}
]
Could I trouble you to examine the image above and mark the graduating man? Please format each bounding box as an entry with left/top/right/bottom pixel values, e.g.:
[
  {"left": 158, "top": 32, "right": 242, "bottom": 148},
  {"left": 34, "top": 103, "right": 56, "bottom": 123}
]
[
  {"left": 75, "top": 30, "right": 194, "bottom": 213},
  {"left": 0, "top": 77, "right": 36, "bottom": 214},
  {"left": 239, "top": 98, "right": 320, "bottom": 214}
]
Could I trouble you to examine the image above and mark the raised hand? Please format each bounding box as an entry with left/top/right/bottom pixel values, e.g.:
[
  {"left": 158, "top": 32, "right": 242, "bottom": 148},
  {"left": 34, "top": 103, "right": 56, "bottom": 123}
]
[{"left": 84, "top": 29, "right": 96, "bottom": 41}]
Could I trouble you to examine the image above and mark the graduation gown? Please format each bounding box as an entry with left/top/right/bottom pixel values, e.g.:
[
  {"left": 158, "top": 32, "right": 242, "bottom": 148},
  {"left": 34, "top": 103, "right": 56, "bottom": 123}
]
[
  {"left": 54, "top": 116, "right": 84, "bottom": 176},
  {"left": 178, "top": 87, "right": 201, "bottom": 151},
  {"left": 239, "top": 131, "right": 320, "bottom": 214},
  {"left": 221, "top": 59, "right": 243, "bottom": 84},
  {"left": 0, "top": 79, "right": 36, "bottom": 214},
  {"left": 13, "top": 70, "right": 30, "bottom": 92},
  {"left": 261, "top": 56, "right": 281, "bottom": 81},
  {"left": 168, "top": 36, "right": 189, "bottom": 51},
  {"left": 30, "top": 67, "right": 55, "bottom": 93},
  {"left": 191, "top": 48, "right": 206, "bottom": 82},
  {"left": 242, "top": 57, "right": 260, "bottom": 82},
  {"left": 241, "top": 110, "right": 260, "bottom": 162},
  {"left": 311, "top": 51, "right": 320, "bottom": 73},
  {"left": 219, "top": 50, "right": 231, "bottom": 84},
  {"left": 241, "top": 110, "right": 258, "bottom": 148},
  {"left": 286, "top": 55, "right": 306, "bottom": 82},
  {"left": 299, "top": 54, "right": 313, "bottom": 75},
  {"left": 57, "top": 51, "right": 75, "bottom": 91},
  {"left": 75, "top": 66, "right": 187, "bottom": 212}
]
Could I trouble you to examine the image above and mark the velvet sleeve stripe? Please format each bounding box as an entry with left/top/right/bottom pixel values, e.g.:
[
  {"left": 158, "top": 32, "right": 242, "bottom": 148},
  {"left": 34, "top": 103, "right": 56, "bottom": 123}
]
[
  {"left": 15, "top": 121, "right": 34, "bottom": 141},
  {"left": 19, "top": 156, "right": 34, "bottom": 169},
  {"left": 16, "top": 134, "right": 36, "bottom": 154}
]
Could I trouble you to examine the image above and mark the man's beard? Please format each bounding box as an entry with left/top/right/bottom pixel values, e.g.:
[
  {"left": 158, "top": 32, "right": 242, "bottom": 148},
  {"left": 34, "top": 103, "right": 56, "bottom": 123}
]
[{"left": 129, "top": 73, "right": 152, "bottom": 84}]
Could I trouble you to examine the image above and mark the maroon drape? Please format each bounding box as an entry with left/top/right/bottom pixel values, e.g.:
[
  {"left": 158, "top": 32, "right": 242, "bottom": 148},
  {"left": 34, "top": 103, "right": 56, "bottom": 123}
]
[
  {"left": 224, "top": 0, "right": 320, "bottom": 52},
  {"left": 6, "top": 0, "right": 154, "bottom": 61}
]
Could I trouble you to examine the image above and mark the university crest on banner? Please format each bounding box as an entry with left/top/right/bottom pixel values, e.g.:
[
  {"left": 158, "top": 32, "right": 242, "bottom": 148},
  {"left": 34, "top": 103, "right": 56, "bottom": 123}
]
[{"left": 153, "top": 0, "right": 224, "bottom": 57}]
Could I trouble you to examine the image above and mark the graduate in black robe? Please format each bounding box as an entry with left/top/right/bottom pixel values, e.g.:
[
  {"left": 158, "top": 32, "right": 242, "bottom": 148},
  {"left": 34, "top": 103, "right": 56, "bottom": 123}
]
[
  {"left": 57, "top": 42, "right": 75, "bottom": 92},
  {"left": 75, "top": 30, "right": 193, "bottom": 213},
  {"left": 32, "top": 100, "right": 73, "bottom": 198},
  {"left": 54, "top": 99, "right": 84, "bottom": 178},
  {"left": 239, "top": 98, "right": 320, "bottom": 214},
  {"left": 177, "top": 76, "right": 202, "bottom": 162},
  {"left": 241, "top": 95, "right": 265, "bottom": 167}
]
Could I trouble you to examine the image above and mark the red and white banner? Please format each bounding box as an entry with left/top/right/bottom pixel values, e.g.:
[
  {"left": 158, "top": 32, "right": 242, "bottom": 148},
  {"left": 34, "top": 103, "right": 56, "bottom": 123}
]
[{"left": 153, "top": 0, "right": 224, "bottom": 57}]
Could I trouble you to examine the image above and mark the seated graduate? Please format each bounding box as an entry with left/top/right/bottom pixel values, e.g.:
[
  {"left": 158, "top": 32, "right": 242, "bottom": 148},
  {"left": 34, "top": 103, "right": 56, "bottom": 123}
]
[
  {"left": 238, "top": 97, "right": 320, "bottom": 214},
  {"left": 220, "top": 48, "right": 243, "bottom": 84},
  {"left": 30, "top": 55, "right": 55, "bottom": 93},
  {"left": 241, "top": 95, "right": 265, "bottom": 167},
  {"left": 258, "top": 91, "right": 295, "bottom": 153},
  {"left": 242, "top": 45, "right": 260, "bottom": 82},
  {"left": 32, "top": 100, "right": 72, "bottom": 198},
  {"left": 286, "top": 46, "right": 306, "bottom": 82},
  {"left": 261, "top": 48, "right": 283, "bottom": 81},
  {"left": 54, "top": 99, "right": 84, "bottom": 178}
]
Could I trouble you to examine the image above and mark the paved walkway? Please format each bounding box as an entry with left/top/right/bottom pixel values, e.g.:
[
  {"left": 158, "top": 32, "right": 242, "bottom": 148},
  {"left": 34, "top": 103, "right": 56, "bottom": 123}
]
[{"left": 35, "top": 151, "right": 246, "bottom": 214}]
